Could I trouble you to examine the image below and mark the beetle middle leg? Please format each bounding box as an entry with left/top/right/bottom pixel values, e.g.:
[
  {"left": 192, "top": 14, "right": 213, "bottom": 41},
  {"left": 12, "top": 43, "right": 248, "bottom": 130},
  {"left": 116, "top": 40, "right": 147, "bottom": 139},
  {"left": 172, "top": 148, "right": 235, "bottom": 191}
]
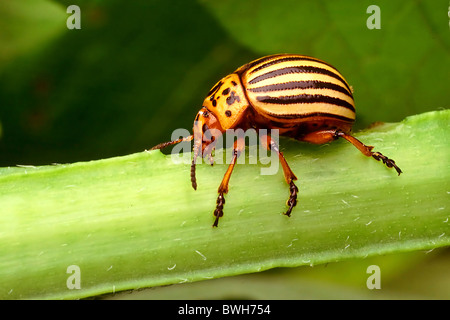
[
  {"left": 259, "top": 133, "right": 299, "bottom": 217},
  {"left": 213, "top": 135, "right": 245, "bottom": 227}
]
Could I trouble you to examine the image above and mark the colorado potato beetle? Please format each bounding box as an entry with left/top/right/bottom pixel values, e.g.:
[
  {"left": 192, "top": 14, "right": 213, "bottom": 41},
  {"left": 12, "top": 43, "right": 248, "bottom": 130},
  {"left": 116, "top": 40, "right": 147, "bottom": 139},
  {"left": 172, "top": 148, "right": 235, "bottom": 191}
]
[{"left": 151, "top": 54, "right": 402, "bottom": 227}]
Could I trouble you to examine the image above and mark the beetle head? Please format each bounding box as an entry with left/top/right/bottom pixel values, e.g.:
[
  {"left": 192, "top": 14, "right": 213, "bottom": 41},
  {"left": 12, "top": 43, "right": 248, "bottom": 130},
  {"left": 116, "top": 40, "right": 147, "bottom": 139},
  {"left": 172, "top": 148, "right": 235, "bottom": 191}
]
[{"left": 191, "top": 107, "right": 224, "bottom": 190}]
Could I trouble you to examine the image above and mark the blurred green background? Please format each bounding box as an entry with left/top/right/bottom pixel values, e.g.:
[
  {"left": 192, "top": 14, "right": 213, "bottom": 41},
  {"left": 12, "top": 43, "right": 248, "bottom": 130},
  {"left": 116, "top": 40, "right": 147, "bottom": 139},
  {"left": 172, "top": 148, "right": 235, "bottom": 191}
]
[
  {"left": 0, "top": 0, "right": 448, "bottom": 166},
  {"left": 0, "top": 0, "right": 448, "bottom": 299}
]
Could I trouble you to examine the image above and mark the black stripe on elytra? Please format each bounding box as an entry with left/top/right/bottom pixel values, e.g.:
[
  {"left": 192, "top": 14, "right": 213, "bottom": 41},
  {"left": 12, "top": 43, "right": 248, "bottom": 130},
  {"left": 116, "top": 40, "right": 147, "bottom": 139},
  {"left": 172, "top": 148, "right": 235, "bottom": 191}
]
[
  {"left": 256, "top": 94, "right": 355, "bottom": 112},
  {"left": 249, "top": 56, "right": 338, "bottom": 75},
  {"left": 267, "top": 112, "right": 354, "bottom": 122},
  {"left": 248, "top": 66, "right": 352, "bottom": 94},
  {"left": 241, "top": 54, "right": 286, "bottom": 73},
  {"left": 207, "top": 81, "right": 223, "bottom": 98},
  {"left": 248, "top": 80, "right": 353, "bottom": 98}
]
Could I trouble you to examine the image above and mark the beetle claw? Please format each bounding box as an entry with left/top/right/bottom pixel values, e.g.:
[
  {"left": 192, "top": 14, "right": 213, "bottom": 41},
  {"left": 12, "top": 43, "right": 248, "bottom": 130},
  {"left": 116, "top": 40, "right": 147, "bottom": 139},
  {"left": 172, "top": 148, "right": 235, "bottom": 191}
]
[
  {"left": 372, "top": 152, "right": 403, "bottom": 175},
  {"left": 213, "top": 193, "right": 225, "bottom": 227},
  {"left": 284, "top": 180, "right": 298, "bottom": 217}
]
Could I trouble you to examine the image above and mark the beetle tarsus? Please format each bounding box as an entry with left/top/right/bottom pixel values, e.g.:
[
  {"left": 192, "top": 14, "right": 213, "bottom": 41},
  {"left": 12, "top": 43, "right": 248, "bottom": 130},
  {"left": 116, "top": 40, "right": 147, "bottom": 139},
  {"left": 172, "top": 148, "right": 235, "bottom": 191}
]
[
  {"left": 372, "top": 152, "right": 402, "bottom": 175},
  {"left": 284, "top": 180, "right": 299, "bottom": 217},
  {"left": 213, "top": 193, "right": 225, "bottom": 227},
  {"left": 190, "top": 159, "right": 197, "bottom": 190}
]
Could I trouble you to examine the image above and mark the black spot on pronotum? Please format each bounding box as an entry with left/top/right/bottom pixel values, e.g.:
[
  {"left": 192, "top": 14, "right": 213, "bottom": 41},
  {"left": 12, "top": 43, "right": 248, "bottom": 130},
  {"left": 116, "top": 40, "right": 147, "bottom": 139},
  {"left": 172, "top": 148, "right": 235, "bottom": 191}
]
[
  {"left": 222, "top": 88, "right": 230, "bottom": 95},
  {"left": 231, "top": 81, "right": 237, "bottom": 86},
  {"left": 225, "top": 110, "right": 232, "bottom": 117},
  {"left": 212, "top": 99, "right": 217, "bottom": 107},
  {"left": 208, "top": 80, "right": 223, "bottom": 96},
  {"left": 226, "top": 91, "right": 241, "bottom": 106}
]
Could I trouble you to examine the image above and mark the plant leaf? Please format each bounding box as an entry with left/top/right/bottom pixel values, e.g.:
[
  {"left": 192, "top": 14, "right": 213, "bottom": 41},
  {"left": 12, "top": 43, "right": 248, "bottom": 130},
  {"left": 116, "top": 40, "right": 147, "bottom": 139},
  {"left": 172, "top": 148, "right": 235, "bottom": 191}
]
[{"left": 0, "top": 110, "right": 448, "bottom": 299}]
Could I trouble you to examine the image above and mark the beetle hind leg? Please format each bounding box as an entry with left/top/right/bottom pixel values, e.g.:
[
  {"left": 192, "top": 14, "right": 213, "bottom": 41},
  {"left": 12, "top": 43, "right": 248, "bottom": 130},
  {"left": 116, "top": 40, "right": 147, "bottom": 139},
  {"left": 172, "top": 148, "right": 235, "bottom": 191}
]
[
  {"left": 334, "top": 130, "right": 402, "bottom": 175},
  {"left": 370, "top": 151, "right": 402, "bottom": 175},
  {"left": 284, "top": 180, "right": 299, "bottom": 217},
  {"left": 301, "top": 129, "right": 402, "bottom": 175}
]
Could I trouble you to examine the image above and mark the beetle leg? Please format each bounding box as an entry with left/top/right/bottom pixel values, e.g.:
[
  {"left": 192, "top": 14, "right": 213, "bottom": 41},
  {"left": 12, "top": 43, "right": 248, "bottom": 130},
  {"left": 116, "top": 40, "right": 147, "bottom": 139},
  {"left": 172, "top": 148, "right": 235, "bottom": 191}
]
[
  {"left": 213, "top": 136, "right": 245, "bottom": 227},
  {"left": 259, "top": 133, "right": 299, "bottom": 217},
  {"left": 334, "top": 130, "right": 402, "bottom": 175},
  {"left": 301, "top": 129, "right": 402, "bottom": 175}
]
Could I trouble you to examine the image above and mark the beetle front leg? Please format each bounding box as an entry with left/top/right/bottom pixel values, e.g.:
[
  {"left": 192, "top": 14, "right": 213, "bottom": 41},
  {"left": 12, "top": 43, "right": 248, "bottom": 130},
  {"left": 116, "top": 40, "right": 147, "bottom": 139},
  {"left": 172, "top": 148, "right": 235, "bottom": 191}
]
[
  {"left": 259, "top": 133, "right": 299, "bottom": 217},
  {"left": 213, "top": 136, "right": 245, "bottom": 227}
]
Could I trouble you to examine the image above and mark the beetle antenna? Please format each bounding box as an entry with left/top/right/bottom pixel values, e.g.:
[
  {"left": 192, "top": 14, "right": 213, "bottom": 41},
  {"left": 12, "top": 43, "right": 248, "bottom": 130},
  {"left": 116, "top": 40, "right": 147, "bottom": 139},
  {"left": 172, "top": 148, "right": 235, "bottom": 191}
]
[
  {"left": 149, "top": 135, "right": 193, "bottom": 150},
  {"left": 191, "top": 136, "right": 202, "bottom": 190}
]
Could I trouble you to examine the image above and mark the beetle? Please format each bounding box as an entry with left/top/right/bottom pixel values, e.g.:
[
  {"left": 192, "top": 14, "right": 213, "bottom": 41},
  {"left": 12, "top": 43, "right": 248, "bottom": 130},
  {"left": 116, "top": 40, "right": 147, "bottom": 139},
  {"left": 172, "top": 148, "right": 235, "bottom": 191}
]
[{"left": 151, "top": 54, "right": 402, "bottom": 227}]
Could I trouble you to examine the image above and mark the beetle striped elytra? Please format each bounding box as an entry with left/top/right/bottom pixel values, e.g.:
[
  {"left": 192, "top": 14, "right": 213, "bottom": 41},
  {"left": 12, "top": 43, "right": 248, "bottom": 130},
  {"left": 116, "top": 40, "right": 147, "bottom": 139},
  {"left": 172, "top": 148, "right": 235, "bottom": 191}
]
[{"left": 151, "top": 54, "right": 402, "bottom": 227}]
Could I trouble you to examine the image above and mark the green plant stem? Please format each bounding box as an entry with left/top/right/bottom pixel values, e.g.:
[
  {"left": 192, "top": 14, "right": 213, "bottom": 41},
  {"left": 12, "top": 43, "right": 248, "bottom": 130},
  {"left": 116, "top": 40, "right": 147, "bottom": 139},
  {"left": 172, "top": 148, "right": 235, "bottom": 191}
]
[{"left": 0, "top": 110, "right": 449, "bottom": 299}]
